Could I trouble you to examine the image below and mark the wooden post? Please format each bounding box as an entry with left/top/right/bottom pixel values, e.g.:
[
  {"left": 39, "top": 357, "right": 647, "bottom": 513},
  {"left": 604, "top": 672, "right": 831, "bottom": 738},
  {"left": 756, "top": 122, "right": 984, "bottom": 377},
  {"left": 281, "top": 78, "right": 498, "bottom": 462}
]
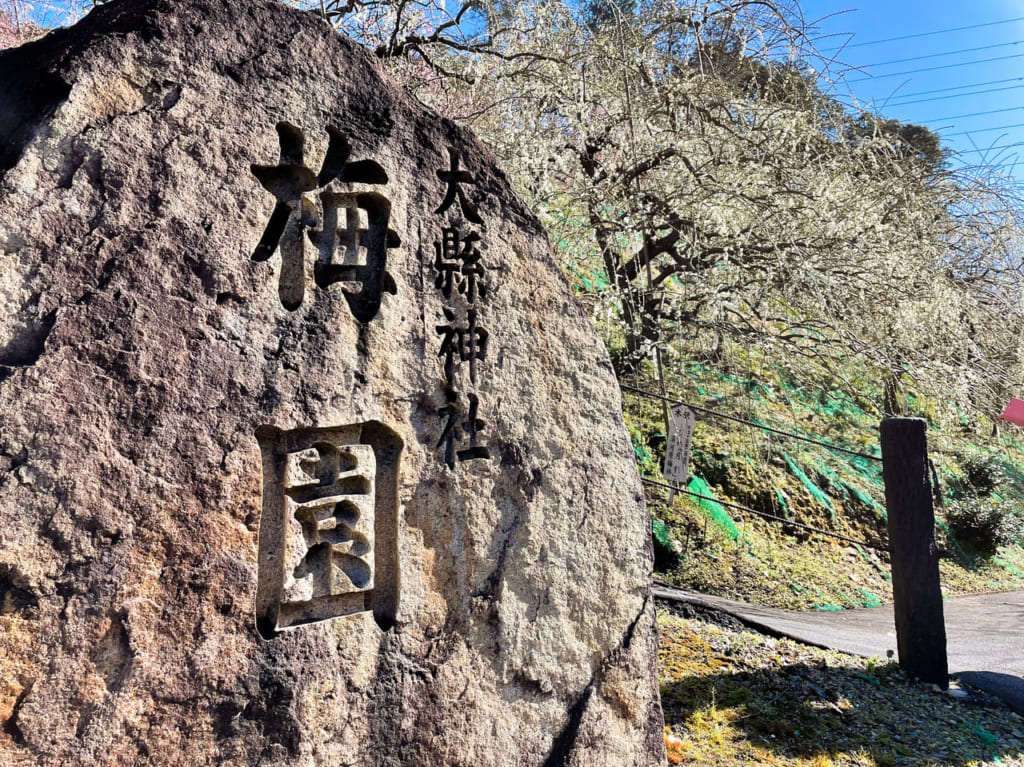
[{"left": 879, "top": 418, "right": 948, "bottom": 688}]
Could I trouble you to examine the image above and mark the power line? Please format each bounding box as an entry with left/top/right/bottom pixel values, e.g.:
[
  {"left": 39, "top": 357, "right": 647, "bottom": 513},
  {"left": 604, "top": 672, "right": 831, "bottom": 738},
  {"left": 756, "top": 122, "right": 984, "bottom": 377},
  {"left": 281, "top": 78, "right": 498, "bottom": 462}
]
[
  {"left": 921, "top": 105, "right": 1024, "bottom": 123},
  {"left": 820, "top": 15, "right": 1024, "bottom": 52},
  {"left": 864, "top": 39, "right": 1024, "bottom": 69},
  {"left": 947, "top": 158, "right": 1023, "bottom": 173},
  {"left": 955, "top": 144, "right": 1024, "bottom": 155},
  {"left": 889, "top": 83, "right": 1024, "bottom": 107},
  {"left": 966, "top": 161, "right": 1024, "bottom": 170},
  {"left": 848, "top": 51, "right": 1024, "bottom": 82},
  {"left": 942, "top": 121, "right": 1024, "bottom": 137},
  {"left": 894, "top": 77, "right": 1024, "bottom": 99}
]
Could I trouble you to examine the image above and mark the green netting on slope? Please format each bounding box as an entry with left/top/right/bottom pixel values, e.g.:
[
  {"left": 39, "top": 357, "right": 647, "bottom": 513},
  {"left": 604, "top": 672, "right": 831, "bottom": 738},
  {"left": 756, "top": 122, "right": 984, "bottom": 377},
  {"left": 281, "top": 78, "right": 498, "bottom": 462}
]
[
  {"left": 997, "top": 457, "right": 1024, "bottom": 491},
  {"left": 813, "top": 459, "right": 848, "bottom": 501},
  {"left": 847, "top": 453, "right": 884, "bottom": 487},
  {"left": 687, "top": 476, "right": 741, "bottom": 541},
  {"left": 813, "top": 388, "right": 869, "bottom": 423},
  {"left": 652, "top": 518, "right": 681, "bottom": 570},
  {"left": 834, "top": 589, "right": 859, "bottom": 608},
  {"left": 565, "top": 265, "right": 610, "bottom": 292},
  {"left": 783, "top": 455, "right": 835, "bottom": 518},
  {"left": 564, "top": 263, "right": 589, "bottom": 291},
  {"left": 652, "top": 518, "right": 673, "bottom": 544},
  {"left": 809, "top": 585, "right": 844, "bottom": 611},
  {"left": 844, "top": 481, "right": 886, "bottom": 520},
  {"left": 684, "top": 362, "right": 768, "bottom": 398},
  {"left": 631, "top": 432, "right": 655, "bottom": 473},
  {"left": 827, "top": 588, "right": 884, "bottom": 610},
  {"left": 856, "top": 589, "right": 883, "bottom": 608},
  {"left": 846, "top": 483, "right": 877, "bottom": 507},
  {"left": 994, "top": 556, "right": 1024, "bottom": 580},
  {"left": 773, "top": 487, "right": 790, "bottom": 518}
]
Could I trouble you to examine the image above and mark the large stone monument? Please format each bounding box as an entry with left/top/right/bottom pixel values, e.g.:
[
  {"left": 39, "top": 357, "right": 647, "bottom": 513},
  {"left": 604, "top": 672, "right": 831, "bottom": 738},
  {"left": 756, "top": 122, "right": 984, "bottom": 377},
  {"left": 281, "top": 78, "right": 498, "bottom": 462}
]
[{"left": 0, "top": 0, "right": 665, "bottom": 764}]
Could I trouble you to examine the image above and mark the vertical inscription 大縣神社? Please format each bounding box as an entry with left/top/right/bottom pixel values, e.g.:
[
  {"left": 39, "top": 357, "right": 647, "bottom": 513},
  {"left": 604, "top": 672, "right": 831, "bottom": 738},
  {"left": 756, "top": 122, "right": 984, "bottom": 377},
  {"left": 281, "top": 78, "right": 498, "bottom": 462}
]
[
  {"left": 432, "top": 148, "right": 493, "bottom": 469},
  {"left": 255, "top": 422, "right": 402, "bottom": 637}
]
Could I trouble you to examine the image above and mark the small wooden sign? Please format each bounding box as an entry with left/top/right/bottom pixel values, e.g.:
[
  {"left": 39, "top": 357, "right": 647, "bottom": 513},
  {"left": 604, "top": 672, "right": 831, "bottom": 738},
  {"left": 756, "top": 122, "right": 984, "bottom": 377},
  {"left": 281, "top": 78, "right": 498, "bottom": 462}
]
[{"left": 664, "top": 404, "right": 696, "bottom": 484}]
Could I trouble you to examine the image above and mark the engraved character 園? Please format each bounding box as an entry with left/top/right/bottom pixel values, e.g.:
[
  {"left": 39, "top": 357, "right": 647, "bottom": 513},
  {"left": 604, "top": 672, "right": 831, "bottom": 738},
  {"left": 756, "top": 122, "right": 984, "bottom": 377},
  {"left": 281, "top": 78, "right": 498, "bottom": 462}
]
[
  {"left": 255, "top": 423, "right": 402, "bottom": 637},
  {"left": 282, "top": 443, "right": 375, "bottom": 602}
]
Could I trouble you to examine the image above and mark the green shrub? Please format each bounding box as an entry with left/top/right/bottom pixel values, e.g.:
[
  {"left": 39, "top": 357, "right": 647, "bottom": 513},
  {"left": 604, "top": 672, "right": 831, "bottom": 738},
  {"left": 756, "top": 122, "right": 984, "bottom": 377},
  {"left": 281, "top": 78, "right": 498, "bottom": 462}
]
[
  {"left": 944, "top": 497, "right": 1023, "bottom": 559},
  {"left": 952, "top": 453, "right": 1005, "bottom": 498}
]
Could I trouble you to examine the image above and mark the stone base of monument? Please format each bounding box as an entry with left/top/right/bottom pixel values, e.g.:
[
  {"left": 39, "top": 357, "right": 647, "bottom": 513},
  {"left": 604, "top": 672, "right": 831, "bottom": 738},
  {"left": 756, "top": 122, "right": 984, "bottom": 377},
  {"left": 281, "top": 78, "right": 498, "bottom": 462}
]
[{"left": 0, "top": 0, "right": 665, "bottom": 763}]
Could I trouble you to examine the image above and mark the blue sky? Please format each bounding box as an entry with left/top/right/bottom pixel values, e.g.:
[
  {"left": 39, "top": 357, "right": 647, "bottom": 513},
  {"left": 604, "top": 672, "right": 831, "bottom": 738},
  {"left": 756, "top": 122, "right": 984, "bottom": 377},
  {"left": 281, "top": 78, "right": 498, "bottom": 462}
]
[
  {"left": 799, "top": 1, "right": 1024, "bottom": 180},
  {"left": 13, "top": 0, "right": 1022, "bottom": 181}
]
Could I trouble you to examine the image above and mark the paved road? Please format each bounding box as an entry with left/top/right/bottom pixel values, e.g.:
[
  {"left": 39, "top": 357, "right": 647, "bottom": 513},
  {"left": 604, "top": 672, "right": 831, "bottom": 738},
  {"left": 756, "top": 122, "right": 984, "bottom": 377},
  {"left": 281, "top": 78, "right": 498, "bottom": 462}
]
[{"left": 653, "top": 583, "right": 1024, "bottom": 713}]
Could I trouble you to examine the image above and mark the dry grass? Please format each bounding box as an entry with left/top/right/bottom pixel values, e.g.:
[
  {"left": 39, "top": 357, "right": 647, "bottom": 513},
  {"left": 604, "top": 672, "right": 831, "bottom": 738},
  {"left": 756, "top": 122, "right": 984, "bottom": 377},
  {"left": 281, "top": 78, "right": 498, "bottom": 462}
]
[{"left": 658, "top": 609, "right": 1024, "bottom": 767}]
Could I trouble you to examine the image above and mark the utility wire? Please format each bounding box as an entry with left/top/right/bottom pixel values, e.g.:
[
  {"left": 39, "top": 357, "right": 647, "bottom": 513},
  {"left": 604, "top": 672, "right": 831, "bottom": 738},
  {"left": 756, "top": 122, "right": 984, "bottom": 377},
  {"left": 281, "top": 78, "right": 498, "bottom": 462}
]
[
  {"left": 956, "top": 143, "right": 1024, "bottom": 154},
  {"left": 889, "top": 83, "right": 1024, "bottom": 107},
  {"left": 893, "top": 76, "right": 1024, "bottom": 99},
  {"left": 641, "top": 477, "right": 884, "bottom": 550},
  {"left": 921, "top": 105, "right": 1024, "bottom": 123},
  {"left": 944, "top": 121, "right": 1024, "bottom": 137},
  {"left": 820, "top": 16, "right": 1024, "bottom": 52},
  {"left": 946, "top": 156, "right": 1023, "bottom": 171},
  {"left": 849, "top": 51, "right": 1024, "bottom": 82},
  {"left": 620, "top": 384, "right": 883, "bottom": 462},
  {"left": 864, "top": 39, "right": 1024, "bottom": 69},
  {"left": 967, "top": 162, "right": 1023, "bottom": 170}
]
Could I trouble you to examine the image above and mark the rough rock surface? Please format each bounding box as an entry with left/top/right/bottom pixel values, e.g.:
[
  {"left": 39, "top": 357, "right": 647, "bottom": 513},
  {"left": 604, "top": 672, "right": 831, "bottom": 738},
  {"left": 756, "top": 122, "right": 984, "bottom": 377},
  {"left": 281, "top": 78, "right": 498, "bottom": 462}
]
[{"left": 0, "top": 0, "right": 665, "bottom": 764}]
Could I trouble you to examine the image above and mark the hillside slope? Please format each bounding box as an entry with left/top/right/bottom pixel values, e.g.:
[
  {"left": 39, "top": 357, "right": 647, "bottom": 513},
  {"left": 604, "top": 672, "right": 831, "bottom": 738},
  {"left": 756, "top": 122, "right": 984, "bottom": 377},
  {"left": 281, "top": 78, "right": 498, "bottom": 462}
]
[{"left": 623, "top": 353, "right": 1024, "bottom": 611}]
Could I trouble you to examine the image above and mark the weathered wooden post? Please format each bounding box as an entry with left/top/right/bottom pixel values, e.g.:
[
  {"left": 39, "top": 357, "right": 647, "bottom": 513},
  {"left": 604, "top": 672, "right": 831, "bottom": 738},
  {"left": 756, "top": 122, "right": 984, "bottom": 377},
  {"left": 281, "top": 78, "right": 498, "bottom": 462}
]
[{"left": 879, "top": 418, "right": 948, "bottom": 687}]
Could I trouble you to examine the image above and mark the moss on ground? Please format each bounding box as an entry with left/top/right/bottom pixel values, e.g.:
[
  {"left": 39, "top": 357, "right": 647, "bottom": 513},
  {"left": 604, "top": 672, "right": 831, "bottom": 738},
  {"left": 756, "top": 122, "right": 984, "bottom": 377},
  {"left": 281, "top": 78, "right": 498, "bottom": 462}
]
[{"left": 659, "top": 611, "right": 1024, "bottom": 766}]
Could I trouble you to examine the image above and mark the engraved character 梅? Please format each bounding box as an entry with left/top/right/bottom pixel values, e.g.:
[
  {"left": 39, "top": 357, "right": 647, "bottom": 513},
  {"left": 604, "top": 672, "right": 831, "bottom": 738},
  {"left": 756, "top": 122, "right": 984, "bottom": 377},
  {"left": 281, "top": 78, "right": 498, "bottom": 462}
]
[{"left": 251, "top": 122, "right": 400, "bottom": 320}]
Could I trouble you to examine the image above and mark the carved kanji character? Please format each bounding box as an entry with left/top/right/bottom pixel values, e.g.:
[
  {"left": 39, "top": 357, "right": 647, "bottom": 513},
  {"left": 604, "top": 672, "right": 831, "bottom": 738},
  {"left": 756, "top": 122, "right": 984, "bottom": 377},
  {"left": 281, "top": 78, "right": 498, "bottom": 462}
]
[
  {"left": 436, "top": 389, "right": 490, "bottom": 469},
  {"left": 283, "top": 442, "right": 376, "bottom": 599},
  {"left": 252, "top": 123, "right": 399, "bottom": 320},
  {"left": 436, "top": 307, "right": 489, "bottom": 385},
  {"left": 310, "top": 191, "right": 400, "bottom": 323},
  {"left": 435, "top": 147, "right": 483, "bottom": 224},
  {"left": 456, "top": 393, "right": 490, "bottom": 463},
  {"left": 434, "top": 227, "right": 487, "bottom": 303},
  {"left": 436, "top": 388, "right": 461, "bottom": 470}
]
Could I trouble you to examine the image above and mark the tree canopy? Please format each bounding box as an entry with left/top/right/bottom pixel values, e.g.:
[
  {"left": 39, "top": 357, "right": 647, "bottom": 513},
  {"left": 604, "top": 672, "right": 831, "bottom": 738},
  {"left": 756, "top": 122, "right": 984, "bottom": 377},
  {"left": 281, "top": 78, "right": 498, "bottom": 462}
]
[
  {"left": 319, "top": 0, "right": 1024, "bottom": 421},
  {"left": 14, "top": 0, "right": 1024, "bottom": 422}
]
